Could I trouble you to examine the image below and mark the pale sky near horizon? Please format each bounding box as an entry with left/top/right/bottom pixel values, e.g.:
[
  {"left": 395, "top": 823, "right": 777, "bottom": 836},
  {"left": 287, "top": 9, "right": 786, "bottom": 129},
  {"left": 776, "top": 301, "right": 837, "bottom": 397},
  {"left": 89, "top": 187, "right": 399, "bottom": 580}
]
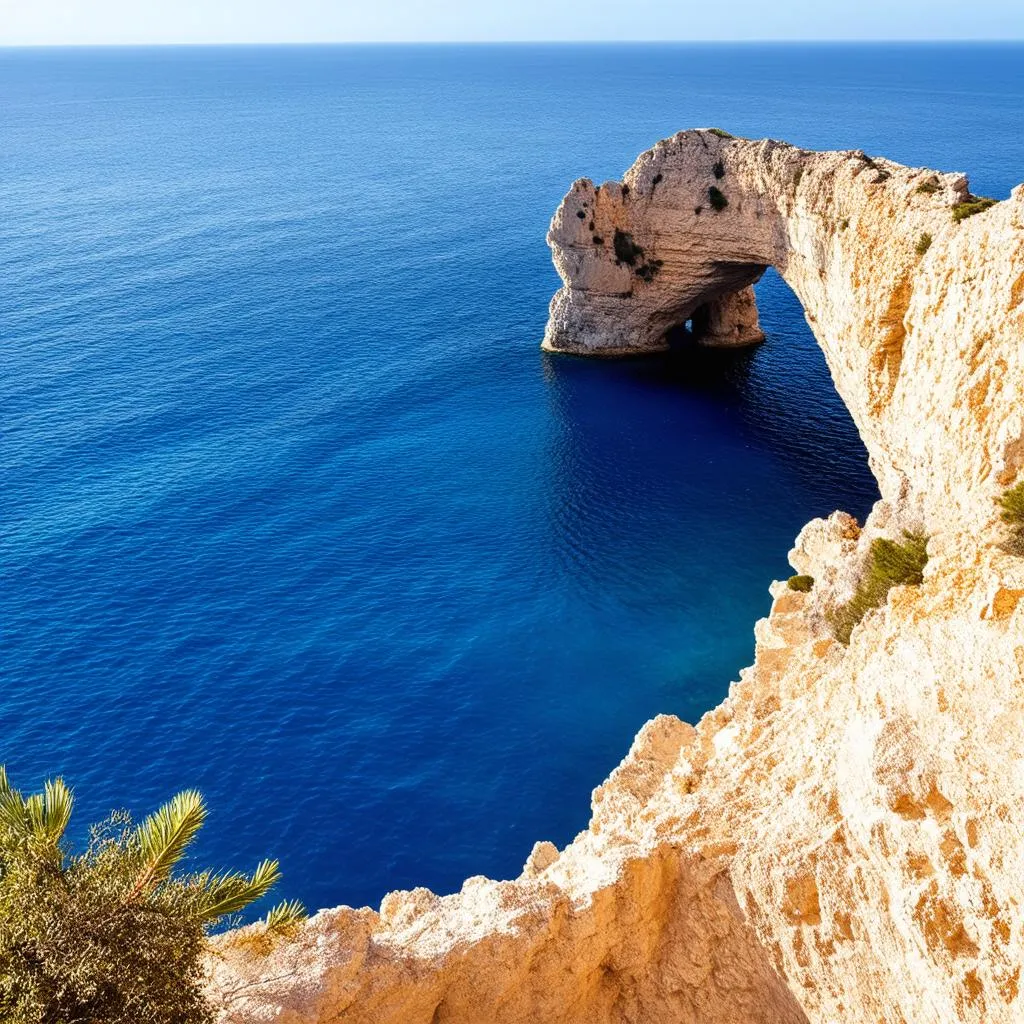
[{"left": 1, "top": 0, "right": 1023, "bottom": 46}]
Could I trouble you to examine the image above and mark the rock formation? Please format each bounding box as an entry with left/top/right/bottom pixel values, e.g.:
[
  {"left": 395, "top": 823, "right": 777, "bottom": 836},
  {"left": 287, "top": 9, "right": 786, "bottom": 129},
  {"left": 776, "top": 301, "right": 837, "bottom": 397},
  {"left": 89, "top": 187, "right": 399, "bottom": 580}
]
[
  {"left": 544, "top": 130, "right": 1024, "bottom": 537},
  {"left": 208, "top": 133, "right": 1024, "bottom": 1024},
  {"left": 690, "top": 284, "right": 765, "bottom": 347}
]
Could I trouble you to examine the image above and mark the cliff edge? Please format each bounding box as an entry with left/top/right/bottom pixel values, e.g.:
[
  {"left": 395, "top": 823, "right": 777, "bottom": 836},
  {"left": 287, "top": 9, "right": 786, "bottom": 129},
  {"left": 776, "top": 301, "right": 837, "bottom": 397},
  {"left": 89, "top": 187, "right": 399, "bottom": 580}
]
[{"left": 209, "top": 133, "right": 1024, "bottom": 1024}]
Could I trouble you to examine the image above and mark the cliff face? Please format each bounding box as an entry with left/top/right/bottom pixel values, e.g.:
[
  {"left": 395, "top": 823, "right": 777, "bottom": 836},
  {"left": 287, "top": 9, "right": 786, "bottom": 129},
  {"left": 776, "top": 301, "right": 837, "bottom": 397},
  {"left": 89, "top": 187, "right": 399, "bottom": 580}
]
[{"left": 208, "top": 134, "right": 1024, "bottom": 1024}]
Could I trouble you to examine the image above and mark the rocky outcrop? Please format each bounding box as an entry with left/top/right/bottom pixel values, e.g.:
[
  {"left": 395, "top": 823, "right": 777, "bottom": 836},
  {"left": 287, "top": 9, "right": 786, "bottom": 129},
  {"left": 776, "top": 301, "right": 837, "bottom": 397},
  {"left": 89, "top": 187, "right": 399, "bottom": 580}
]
[
  {"left": 691, "top": 284, "right": 765, "bottom": 347},
  {"left": 544, "top": 130, "right": 1024, "bottom": 539},
  {"left": 208, "top": 134, "right": 1024, "bottom": 1024}
]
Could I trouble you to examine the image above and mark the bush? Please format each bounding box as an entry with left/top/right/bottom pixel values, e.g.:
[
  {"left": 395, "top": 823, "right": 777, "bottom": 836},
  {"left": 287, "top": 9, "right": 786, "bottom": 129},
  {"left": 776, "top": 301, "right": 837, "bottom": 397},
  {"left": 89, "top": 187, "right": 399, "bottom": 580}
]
[
  {"left": 708, "top": 186, "right": 728, "bottom": 211},
  {"left": 635, "top": 259, "right": 664, "bottom": 283},
  {"left": 952, "top": 196, "right": 997, "bottom": 223},
  {"left": 998, "top": 480, "right": 1024, "bottom": 555},
  {"left": 712, "top": 160, "right": 725, "bottom": 179},
  {"left": 707, "top": 127, "right": 733, "bottom": 139},
  {"left": 652, "top": 173, "right": 663, "bottom": 186},
  {"left": 613, "top": 229, "right": 644, "bottom": 266},
  {"left": 829, "top": 531, "right": 929, "bottom": 644},
  {"left": 787, "top": 575, "right": 814, "bottom": 593},
  {"left": 916, "top": 179, "right": 940, "bottom": 195},
  {"left": 915, "top": 232, "right": 932, "bottom": 256},
  {"left": 999, "top": 480, "right": 1024, "bottom": 526},
  {"left": 0, "top": 772, "right": 305, "bottom": 1024},
  {"left": 839, "top": 218, "right": 849, "bottom": 231}
]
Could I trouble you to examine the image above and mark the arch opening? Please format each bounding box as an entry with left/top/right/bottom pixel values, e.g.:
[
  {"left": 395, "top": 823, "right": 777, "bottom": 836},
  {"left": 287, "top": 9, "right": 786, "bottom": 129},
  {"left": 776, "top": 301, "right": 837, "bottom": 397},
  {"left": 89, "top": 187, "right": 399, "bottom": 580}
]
[{"left": 664, "top": 269, "right": 769, "bottom": 350}]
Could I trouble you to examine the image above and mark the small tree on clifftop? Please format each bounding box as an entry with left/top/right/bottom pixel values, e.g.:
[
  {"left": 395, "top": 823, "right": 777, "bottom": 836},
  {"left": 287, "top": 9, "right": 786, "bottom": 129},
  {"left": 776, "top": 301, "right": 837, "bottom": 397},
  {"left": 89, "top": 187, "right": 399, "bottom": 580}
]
[{"left": 0, "top": 769, "right": 305, "bottom": 1024}]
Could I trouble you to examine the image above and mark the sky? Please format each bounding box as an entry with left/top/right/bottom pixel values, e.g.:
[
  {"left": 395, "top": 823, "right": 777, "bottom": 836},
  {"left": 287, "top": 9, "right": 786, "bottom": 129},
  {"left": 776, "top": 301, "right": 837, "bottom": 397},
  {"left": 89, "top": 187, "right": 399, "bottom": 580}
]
[{"left": 1, "top": 0, "right": 1023, "bottom": 46}]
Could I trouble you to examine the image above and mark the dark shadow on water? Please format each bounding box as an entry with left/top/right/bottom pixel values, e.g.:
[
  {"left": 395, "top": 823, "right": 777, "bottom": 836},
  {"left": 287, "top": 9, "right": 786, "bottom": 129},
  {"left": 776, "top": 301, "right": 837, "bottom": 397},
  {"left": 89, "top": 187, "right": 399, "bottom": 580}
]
[{"left": 541, "top": 270, "right": 879, "bottom": 534}]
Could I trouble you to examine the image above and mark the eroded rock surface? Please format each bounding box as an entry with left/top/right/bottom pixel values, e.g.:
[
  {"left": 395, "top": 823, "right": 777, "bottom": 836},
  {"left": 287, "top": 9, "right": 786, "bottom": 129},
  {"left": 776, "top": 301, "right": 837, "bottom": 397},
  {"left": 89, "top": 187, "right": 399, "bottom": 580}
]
[
  {"left": 691, "top": 284, "right": 765, "bottom": 347},
  {"left": 209, "top": 134, "right": 1024, "bottom": 1024}
]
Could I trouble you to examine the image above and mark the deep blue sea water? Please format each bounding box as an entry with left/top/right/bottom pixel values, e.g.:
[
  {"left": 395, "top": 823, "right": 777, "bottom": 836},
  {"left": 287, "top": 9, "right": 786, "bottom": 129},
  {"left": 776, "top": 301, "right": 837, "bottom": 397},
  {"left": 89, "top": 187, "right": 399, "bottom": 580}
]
[{"left": 3, "top": 43, "right": 1023, "bottom": 916}]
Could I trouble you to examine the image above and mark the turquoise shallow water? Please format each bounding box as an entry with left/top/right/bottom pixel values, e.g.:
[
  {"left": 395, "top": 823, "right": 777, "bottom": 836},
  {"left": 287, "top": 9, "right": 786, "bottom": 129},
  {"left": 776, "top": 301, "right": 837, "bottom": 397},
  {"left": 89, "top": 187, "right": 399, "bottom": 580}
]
[{"left": 3, "top": 43, "right": 1022, "bottom": 915}]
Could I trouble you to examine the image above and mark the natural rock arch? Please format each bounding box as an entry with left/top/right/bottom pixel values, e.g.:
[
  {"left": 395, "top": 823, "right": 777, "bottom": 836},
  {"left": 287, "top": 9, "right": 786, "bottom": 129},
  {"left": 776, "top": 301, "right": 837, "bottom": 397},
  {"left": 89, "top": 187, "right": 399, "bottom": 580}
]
[{"left": 543, "top": 130, "right": 1024, "bottom": 535}]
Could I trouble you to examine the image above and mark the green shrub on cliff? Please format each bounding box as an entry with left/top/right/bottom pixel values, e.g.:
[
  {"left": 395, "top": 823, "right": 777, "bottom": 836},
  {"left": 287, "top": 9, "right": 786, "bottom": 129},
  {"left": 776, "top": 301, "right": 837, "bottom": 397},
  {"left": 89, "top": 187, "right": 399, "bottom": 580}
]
[
  {"left": 708, "top": 186, "right": 728, "bottom": 211},
  {"left": 998, "top": 480, "right": 1024, "bottom": 527},
  {"left": 613, "top": 229, "right": 644, "bottom": 266},
  {"left": 952, "top": 196, "right": 997, "bottom": 223},
  {"left": 829, "top": 531, "right": 929, "bottom": 644},
  {"left": 0, "top": 770, "right": 305, "bottom": 1024},
  {"left": 786, "top": 575, "right": 814, "bottom": 593},
  {"left": 998, "top": 480, "right": 1024, "bottom": 555},
  {"left": 635, "top": 258, "right": 664, "bottom": 283}
]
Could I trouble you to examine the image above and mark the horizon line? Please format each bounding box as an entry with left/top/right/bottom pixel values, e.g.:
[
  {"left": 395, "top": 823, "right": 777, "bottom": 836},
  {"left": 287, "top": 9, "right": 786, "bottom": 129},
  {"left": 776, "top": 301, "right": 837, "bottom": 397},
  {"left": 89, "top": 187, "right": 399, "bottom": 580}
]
[{"left": 3, "top": 37, "right": 1024, "bottom": 49}]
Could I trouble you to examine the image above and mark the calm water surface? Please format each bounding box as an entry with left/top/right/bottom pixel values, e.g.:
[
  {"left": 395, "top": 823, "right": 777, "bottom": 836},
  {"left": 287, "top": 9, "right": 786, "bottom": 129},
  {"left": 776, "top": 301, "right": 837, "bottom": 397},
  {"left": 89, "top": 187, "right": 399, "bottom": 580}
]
[{"left": 3, "top": 43, "right": 1022, "bottom": 914}]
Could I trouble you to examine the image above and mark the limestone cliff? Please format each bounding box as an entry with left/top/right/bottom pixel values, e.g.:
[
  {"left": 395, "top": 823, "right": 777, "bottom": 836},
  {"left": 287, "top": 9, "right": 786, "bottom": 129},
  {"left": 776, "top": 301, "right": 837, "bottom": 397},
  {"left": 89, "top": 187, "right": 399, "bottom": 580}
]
[
  {"left": 208, "top": 133, "right": 1024, "bottom": 1024},
  {"left": 543, "top": 130, "right": 1024, "bottom": 537}
]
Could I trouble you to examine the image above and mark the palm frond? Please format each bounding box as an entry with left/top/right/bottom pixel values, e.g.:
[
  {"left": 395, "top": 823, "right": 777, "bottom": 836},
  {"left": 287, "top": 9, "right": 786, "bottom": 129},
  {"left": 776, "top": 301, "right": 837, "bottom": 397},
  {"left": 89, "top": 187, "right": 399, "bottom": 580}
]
[
  {"left": 41, "top": 778, "right": 74, "bottom": 844},
  {"left": 197, "top": 858, "right": 281, "bottom": 922},
  {"left": 0, "top": 775, "right": 72, "bottom": 864},
  {"left": 264, "top": 899, "right": 307, "bottom": 934},
  {"left": 128, "top": 790, "right": 206, "bottom": 901},
  {"left": 18, "top": 779, "right": 73, "bottom": 846},
  {"left": 25, "top": 793, "right": 46, "bottom": 836},
  {"left": 0, "top": 777, "right": 29, "bottom": 839}
]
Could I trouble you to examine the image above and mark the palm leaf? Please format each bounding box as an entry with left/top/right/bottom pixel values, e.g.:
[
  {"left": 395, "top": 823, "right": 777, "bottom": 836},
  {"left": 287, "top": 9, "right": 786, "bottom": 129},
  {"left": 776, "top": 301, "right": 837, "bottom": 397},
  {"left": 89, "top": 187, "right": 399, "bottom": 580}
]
[
  {"left": 0, "top": 777, "right": 29, "bottom": 839},
  {"left": 197, "top": 858, "right": 281, "bottom": 922},
  {"left": 19, "top": 779, "right": 73, "bottom": 843},
  {"left": 24, "top": 793, "right": 46, "bottom": 836},
  {"left": 264, "top": 899, "right": 307, "bottom": 934},
  {"left": 0, "top": 775, "right": 72, "bottom": 863},
  {"left": 128, "top": 789, "right": 206, "bottom": 901},
  {"left": 41, "top": 778, "right": 74, "bottom": 844}
]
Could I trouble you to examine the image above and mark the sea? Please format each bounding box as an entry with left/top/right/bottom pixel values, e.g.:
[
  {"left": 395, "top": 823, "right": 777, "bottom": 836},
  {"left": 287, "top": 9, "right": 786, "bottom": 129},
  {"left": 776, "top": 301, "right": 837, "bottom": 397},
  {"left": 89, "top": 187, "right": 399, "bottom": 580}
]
[{"left": 3, "top": 42, "right": 1022, "bottom": 916}]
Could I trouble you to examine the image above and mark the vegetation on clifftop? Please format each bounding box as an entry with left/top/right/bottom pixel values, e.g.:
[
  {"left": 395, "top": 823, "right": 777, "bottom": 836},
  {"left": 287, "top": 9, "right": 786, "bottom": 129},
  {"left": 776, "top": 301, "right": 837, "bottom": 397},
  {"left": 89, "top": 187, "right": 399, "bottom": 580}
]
[
  {"left": 829, "top": 531, "right": 929, "bottom": 644},
  {"left": 998, "top": 480, "right": 1024, "bottom": 554},
  {"left": 952, "top": 196, "right": 998, "bottom": 223},
  {"left": 0, "top": 771, "right": 305, "bottom": 1024}
]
